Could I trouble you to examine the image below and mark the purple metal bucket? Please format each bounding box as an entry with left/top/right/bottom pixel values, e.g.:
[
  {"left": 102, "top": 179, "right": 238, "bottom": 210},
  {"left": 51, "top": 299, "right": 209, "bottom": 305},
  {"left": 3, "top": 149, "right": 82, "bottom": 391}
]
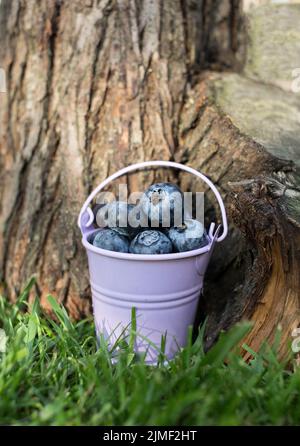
[{"left": 78, "top": 161, "right": 228, "bottom": 364}]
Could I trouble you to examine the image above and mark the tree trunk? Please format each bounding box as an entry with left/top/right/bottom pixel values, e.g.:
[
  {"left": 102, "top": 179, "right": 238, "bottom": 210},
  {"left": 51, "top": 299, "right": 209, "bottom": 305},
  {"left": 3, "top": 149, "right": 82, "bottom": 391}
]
[{"left": 0, "top": 0, "right": 299, "bottom": 358}]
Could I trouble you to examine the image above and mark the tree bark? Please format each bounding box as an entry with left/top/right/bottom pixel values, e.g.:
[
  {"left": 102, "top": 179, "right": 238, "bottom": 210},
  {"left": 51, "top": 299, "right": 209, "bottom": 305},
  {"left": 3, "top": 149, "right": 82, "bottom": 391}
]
[{"left": 0, "top": 0, "right": 299, "bottom": 358}]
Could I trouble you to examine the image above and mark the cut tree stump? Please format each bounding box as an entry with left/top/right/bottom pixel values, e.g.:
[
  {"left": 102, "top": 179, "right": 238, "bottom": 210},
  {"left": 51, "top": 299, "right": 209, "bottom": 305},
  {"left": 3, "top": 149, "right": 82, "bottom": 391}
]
[
  {"left": 176, "top": 69, "right": 300, "bottom": 358},
  {"left": 0, "top": 1, "right": 299, "bottom": 358}
]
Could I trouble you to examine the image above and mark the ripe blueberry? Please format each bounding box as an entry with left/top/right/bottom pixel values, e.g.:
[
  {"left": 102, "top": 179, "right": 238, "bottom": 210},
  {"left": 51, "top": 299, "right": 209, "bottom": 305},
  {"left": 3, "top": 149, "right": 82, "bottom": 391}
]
[
  {"left": 168, "top": 219, "right": 209, "bottom": 252},
  {"left": 140, "top": 183, "right": 184, "bottom": 228},
  {"left": 92, "top": 228, "right": 129, "bottom": 253},
  {"left": 129, "top": 230, "right": 173, "bottom": 254}
]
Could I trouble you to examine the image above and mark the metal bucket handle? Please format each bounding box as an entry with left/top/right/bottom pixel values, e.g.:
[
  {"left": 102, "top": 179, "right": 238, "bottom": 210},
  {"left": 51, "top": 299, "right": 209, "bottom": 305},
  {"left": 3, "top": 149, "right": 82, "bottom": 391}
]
[{"left": 78, "top": 160, "right": 228, "bottom": 242}]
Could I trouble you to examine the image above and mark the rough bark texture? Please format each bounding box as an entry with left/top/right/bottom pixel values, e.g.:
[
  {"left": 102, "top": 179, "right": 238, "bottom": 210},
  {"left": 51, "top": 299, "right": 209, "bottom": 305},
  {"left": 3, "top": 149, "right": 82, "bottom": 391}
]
[
  {"left": 0, "top": 0, "right": 299, "bottom": 358},
  {"left": 0, "top": 0, "right": 243, "bottom": 313}
]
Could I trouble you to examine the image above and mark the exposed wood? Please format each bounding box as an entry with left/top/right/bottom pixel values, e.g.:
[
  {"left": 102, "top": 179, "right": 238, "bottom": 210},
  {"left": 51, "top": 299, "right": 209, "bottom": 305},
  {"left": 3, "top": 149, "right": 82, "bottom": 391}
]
[{"left": 176, "top": 71, "right": 300, "bottom": 357}]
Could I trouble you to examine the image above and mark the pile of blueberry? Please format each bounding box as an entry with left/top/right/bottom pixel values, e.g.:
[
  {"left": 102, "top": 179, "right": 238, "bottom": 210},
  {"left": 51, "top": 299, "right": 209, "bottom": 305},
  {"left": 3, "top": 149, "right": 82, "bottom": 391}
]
[{"left": 88, "top": 183, "right": 209, "bottom": 254}]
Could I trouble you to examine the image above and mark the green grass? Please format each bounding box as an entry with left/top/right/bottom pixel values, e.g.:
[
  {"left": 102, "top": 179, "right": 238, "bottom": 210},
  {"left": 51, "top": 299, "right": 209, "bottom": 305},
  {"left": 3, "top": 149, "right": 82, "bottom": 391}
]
[{"left": 0, "top": 279, "right": 299, "bottom": 426}]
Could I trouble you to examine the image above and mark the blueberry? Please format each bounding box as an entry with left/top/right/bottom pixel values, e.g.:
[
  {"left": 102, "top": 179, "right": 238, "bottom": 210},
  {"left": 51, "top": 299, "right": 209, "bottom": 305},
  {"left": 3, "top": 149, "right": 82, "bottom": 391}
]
[
  {"left": 167, "top": 219, "right": 209, "bottom": 252},
  {"left": 140, "top": 183, "right": 184, "bottom": 228},
  {"left": 129, "top": 230, "right": 173, "bottom": 254},
  {"left": 92, "top": 228, "right": 129, "bottom": 253},
  {"left": 93, "top": 201, "right": 138, "bottom": 238},
  {"left": 87, "top": 231, "right": 98, "bottom": 245}
]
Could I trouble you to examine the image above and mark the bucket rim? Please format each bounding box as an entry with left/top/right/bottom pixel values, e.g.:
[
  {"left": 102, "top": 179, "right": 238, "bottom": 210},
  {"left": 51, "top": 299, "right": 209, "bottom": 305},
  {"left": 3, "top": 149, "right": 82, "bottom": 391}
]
[{"left": 81, "top": 232, "right": 212, "bottom": 261}]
